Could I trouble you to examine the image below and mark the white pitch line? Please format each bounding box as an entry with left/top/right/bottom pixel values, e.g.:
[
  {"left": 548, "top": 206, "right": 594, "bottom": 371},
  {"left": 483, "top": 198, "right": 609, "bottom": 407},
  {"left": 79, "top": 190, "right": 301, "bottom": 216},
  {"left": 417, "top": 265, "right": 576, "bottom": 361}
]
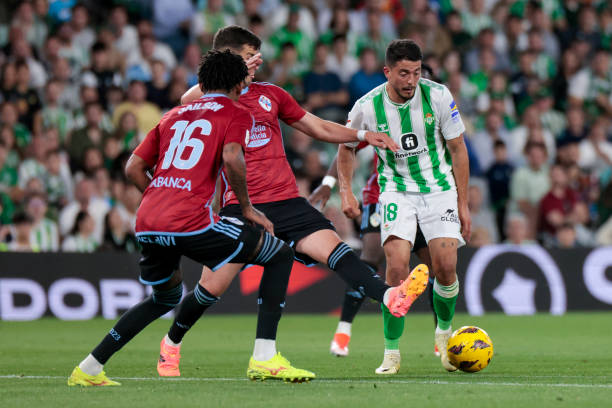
[{"left": 1, "top": 375, "right": 611, "bottom": 389}]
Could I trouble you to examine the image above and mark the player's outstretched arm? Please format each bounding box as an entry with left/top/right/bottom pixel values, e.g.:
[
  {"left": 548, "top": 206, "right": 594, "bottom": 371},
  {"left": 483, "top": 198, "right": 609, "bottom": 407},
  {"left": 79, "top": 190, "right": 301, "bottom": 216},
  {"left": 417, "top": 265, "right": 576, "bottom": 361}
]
[
  {"left": 447, "top": 136, "right": 472, "bottom": 241},
  {"left": 222, "top": 142, "right": 274, "bottom": 235},
  {"left": 292, "top": 113, "right": 399, "bottom": 151},
  {"left": 125, "top": 154, "right": 152, "bottom": 193},
  {"left": 307, "top": 154, "right": 338, "bottom": 210},
  {"left": 337, "top": 144, "right": 361, "bottom": 219}
]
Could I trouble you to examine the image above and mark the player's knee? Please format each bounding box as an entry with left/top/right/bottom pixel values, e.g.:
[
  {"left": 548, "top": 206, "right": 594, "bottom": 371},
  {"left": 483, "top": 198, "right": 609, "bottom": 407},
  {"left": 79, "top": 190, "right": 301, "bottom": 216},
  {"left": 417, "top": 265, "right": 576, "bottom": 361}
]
[
  {"left": 433, "top": 259, "right": 456, "bottom": 283},
  {"left": 152, "top": 283, "right": 183, "bottom": 307}
]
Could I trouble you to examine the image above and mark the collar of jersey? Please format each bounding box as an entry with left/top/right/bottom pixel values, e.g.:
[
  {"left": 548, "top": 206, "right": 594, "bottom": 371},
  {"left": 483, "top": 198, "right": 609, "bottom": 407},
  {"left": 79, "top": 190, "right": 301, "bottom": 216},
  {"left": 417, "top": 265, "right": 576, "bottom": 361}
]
[
  {"left": 200, "top": 93, "right": 230, "bottom": 99},
  {"left": 383, "top": 83, "right": 420, "bottom": 108}
]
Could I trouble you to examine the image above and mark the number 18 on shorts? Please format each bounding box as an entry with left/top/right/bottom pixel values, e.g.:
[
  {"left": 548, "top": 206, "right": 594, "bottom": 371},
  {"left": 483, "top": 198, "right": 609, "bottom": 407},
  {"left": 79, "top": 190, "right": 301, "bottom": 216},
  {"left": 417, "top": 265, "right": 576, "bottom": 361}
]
[{"left": 379, "top": 190, "right": 465, "bottom": 247}]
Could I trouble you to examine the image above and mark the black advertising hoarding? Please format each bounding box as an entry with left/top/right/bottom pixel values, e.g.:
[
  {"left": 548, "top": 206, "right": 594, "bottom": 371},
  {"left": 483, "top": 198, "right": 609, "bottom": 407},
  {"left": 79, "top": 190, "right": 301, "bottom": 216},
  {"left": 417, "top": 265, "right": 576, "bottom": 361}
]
[{"left": 1, "top": 245, "right": 611, "bottom": 320}]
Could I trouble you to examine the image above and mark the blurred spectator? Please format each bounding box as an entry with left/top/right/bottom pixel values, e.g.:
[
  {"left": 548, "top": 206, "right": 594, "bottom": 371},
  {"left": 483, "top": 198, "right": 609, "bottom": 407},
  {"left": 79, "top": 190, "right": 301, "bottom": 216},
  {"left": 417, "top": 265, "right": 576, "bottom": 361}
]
[
  {"left": 508, "top": 105, "right": 556, "bottom": 166},
  {"left": 112, "top": 80, "right": 161, "bottom": 134},
  {"left": 83, "top": 42, "right": 122, "bottom": 110},
  {"left": 486, "top": 140, "right": 513, "bottom": 237},
  {"left": 5, "top": 60, "right": 41, "bottom": 130},
  {"left": 114, "top": 183, "right": 141, "bottom": 231},
  {"left": 18, "top": 133, "right": 47, "bottom": 189},
  {"left": 578, "top": 118, "right": 612, "bottom": 176},
  {"left": 67, "top": 102, "right": 110, "bottom": 170},
  {"left": 145, "top": 60, "right": 171, "bottom": 110},
  {"left": 152, "top": 0, "right": 193, "bottom": 57},
  {"left": 59, "top": 177, "right": 110, "bottom": 243},
  {"left": 509, "top": 141, "right": 550, "bottom": 238},
  {"left": 326, "top": 34, "right": 358, "bottom": 84},
  {"left": 113, "top": 110, "right": 141, "bottom": 151},
  {"left": 470, "top": 110, "right": 511, "bottom": 171},
  {"left": 469, "top": 184, "right": 499, "bottom": 243},
  {"left": 553, "top": 223, "right": 578, "bottom": 249},
  {"left": 269, "top": 42, "right": 306, "bottom": 98},
  {"left": 100, "top": 207, "right": 137, "bottom": 252},
  {"left": 557, "top": 106, "right": 588, "bottom": 144},
  {"left": 0, "top": 101, "right": 30, "bottom": 150},
  {"left": 535, "top": 88, "right": 565, "bottom": 138},
  {"left": 349, "top": 0, "right": 397, "bottom": 39},
  {"left": 61, "top": 210, "right": 99, "bottom": 252},
  {"left": 354, "top": 10, "right": 392, "bottom": 62},
  {"left": 5, "top": 212, "right": 37, "bottom": 252},
  {"left": 538, "top": 164, "right": 579, "bottom": 241},
  {"left": 421, "top": 7, "right": 451, "bottom": 58},
  {"left": 504, "top": 213, "right": 537, "bottom": 245},
  {"left": 193, "top": 0, "right": 235, "bottom": 51},
  {"left": 552, "top": 49, "right": 581, "bottom": 112},
  {"left": 465, "top": 28, "right": 510, "bottom": 76},
  {"left": 461, "top": 0, "right": 493, "bottom": 38},
  {"left": 468, "top": 227, "right": 492, "bottom": 247},
  {"left": 25, "top": 193, "right": 59, "bottom": 252},
  {"left": 568, "top": 49, "right": 612, "bottom": 119},
  {"left": 70, "top": 4, "right": 95, "bottom": 53},
  {"left": 303, "top": 42, "right": 348, "bottom": 122},
  {"left": 109, "top": 5, "right": 139, "bottom": 58},
  {"left": 348, "top": 47, "right": 385, "bottom": 106},
  {"left": 45, "top": 148, "right": 73, "bottom": 210},
  {"left": 270, "top": 4, "right": 313, "bottom": 64},
  {"left": 445, "top": 10, "right": 472, "bottom": 54},
  {"left": 0, "top": 136, "right": 18, "bottom": 198},
  {"left": 37, "top": 79, "right": 73, "bottom": 142}
]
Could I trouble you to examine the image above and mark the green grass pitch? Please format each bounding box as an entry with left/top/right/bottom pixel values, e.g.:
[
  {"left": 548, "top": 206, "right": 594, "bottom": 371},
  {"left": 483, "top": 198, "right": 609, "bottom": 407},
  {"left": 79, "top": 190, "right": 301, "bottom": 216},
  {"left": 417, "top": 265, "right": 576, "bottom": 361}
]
[{"left": 1, "top": 312, "right": 610, "bottom": 408}]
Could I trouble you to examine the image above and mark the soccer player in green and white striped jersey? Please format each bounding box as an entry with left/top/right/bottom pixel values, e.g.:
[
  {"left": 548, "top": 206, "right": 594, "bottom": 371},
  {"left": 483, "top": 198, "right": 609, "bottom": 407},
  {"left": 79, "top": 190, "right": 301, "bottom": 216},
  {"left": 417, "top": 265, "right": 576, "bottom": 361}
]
[{"left": 337, "top": 40, "right": 472, "bottom": 374}]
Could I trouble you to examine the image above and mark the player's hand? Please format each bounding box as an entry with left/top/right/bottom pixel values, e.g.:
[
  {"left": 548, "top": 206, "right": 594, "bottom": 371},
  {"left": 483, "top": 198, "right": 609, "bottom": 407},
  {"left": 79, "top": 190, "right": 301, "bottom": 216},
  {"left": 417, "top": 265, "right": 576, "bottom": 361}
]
[
  {"left": 458, "top": 203, "right": 472, "bottom": 242},
  {"left": 308, "top": 184, "right": 332, "bottom": 210},
  {"left": 246, "top": 52, "right": 263, "bottom": 79},
  {"left": 243, "top": 206, "right": 274, "bottom": 236},
  {"left": 365, "top": 132, "right": 399, "bottom": 152},
  {"left": 341, "top": 191, "right": 361, "bottom": 219}
]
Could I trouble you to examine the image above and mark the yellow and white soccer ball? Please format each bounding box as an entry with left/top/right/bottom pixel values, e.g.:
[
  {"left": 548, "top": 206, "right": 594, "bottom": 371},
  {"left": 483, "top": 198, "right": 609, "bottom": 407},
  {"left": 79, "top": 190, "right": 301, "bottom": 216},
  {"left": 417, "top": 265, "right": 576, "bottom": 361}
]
[{"left": 447, "top": 326, "right": 494, "bottom": 373}]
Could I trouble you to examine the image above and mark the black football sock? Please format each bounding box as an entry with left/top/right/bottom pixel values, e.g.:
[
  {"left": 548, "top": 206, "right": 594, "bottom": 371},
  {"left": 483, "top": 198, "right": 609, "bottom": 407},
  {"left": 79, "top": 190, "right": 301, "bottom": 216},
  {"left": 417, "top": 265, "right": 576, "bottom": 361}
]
[
  {"left": 328, "top": 243, "right": 389, "bottom": 302},
  {"left": 339, "top": 261, "right": 377, "bottom": 323},
  {"left": 167, "top": 284, "right": 219, "bottom": 344},
  {"left": 253, "top": 235, "right": 294, "bottom": 339},
  {"left": 91, "top": 284, "right": 183, "bottom": 364},
  {"left": 427, "top": 277, "right": 438, "bottom": 327}
]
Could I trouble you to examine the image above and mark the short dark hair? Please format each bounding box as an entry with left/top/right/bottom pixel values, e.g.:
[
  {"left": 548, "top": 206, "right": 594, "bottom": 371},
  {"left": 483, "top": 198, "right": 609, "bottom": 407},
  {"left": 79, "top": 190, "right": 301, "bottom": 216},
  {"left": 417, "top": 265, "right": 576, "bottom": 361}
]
[
  {"left": 212, "top": 25, "right": 261, "bottom": 52},
  {"left": 385, "top": 39, "right": 422, "bottom": 67},
  {"left": 198, "top": 49, "right": 248, "bottom": 92}
]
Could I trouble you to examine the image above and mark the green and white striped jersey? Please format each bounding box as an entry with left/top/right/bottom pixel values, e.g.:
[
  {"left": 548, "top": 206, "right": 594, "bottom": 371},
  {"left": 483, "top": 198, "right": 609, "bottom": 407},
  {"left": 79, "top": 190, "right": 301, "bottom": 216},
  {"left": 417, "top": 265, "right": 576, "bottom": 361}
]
[{"left": 346, "top": 78, "right": 465, "bottom": 194}]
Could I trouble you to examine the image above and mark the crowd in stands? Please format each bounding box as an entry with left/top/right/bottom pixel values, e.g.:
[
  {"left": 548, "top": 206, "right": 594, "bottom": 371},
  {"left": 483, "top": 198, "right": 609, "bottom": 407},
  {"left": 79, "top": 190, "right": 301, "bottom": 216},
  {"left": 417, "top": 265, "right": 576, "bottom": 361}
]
[{"left": 1, "top": 0, "right": 612, "bottom": 252}]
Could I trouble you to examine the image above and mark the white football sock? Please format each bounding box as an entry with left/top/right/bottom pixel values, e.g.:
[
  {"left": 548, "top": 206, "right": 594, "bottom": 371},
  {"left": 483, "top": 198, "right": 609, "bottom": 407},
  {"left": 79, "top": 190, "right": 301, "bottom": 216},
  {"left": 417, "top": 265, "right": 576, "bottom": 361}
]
[
  {"left": 336, "top": 321, "right": 352, "bottom": 336},
  {"left": 384, "top": 349, "right": 400, "bottom": 355},
  {"left": 79, "top": 354, "right": 103, "bottom": 376},
  {"left": 253, "top": 338, "right": 276, "bottom": 361},
  {"left": 382, "top": 288, "right": 391, "bottom": 307},
  {"left": 164, "top": 334, "right": 181, "bottom": 347},
  {"left": 435, "top": 326, "right": 452, "bottom": 335}
]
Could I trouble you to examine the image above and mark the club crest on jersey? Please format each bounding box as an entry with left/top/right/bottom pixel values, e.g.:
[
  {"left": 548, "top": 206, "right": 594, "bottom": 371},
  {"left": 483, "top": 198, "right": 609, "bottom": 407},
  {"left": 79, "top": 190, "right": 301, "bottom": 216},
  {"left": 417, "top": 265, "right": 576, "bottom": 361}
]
[
  {"left": 425, "top": 113, "right": 434, "bottom": 126},
  {"left": 259, "top": 95, "right": 272, "bottom": 112}
]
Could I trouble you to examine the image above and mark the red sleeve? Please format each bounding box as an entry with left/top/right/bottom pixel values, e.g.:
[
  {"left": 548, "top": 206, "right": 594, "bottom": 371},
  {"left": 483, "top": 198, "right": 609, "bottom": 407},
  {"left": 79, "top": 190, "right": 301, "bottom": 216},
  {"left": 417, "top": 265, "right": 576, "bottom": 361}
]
[
  {"left": 225, "top": 108, "right": 253, "bottom": 149},
  {"left": 133, "top": 125, "right": 160, "bottom": 167},
  {"left": 355, "top": 142, "right": 369, "bottom": 152},
  {"left": 273, "top": 85, "right": 306, "bottom": 125}
]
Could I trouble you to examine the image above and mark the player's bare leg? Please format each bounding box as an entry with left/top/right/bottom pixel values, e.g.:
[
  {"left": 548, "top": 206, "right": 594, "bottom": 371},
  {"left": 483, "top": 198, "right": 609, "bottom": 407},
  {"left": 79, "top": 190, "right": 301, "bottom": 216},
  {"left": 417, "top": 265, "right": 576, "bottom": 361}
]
[
  {"left": 428, "top": 237, "right": 460, "bottom": 372},
  {"left": 331, "top": 232, "right": 384, "bottom": 357}
]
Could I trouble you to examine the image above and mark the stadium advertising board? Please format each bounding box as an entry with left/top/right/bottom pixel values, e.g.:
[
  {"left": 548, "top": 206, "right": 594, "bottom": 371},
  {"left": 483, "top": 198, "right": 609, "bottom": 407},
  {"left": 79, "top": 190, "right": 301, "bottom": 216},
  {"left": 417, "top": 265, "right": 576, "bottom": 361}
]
[{"left": 1, "top": 246, "right": 611, "bottom": 320}]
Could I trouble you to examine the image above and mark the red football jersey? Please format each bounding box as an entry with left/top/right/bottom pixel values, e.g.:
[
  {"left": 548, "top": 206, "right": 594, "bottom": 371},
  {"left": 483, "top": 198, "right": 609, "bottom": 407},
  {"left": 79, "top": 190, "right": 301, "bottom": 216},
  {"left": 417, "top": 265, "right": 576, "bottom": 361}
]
[
  {"left": 134, "top": 94, "right": 252, "bottom": 234},
  {"left": 221, "top": 82, "right": 306, "bottom": 206},
  {"left": 355, "top": 142, "right": 380, "bottom": 205}
]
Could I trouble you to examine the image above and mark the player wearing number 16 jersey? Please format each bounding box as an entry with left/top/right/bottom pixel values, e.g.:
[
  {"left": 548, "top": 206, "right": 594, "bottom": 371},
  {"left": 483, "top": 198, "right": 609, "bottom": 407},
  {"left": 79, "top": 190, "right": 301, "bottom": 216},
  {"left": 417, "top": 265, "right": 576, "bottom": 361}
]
[{"left": 67, "top": 50, "right": 315, "bottom": 386}]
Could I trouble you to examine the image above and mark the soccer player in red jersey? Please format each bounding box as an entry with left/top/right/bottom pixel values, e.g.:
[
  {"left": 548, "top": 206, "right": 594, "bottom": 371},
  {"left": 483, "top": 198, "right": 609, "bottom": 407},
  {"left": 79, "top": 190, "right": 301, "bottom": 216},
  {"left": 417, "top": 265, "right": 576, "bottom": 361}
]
[
  {"left": 156, "top": 26, "right": 429, "bottom": 380},
  {"left": 68, "top": 50, "right": 315, "bottom": 386}
]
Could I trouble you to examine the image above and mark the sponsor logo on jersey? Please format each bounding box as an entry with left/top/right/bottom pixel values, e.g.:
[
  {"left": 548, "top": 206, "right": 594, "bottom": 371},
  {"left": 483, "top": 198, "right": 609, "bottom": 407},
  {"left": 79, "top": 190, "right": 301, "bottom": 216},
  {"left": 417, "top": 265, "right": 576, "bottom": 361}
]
[
  {"left": 247, "top": 124, "right": 271, "bottom": 148},
  {"left": 394, "top": 147, "right": 428, "bottom": 159},
  {"left": 441, "top": 208, "right": 459, "bottom": 224},
  {"left": 400, "top": 133, "right": 419, "bottom": 150},
  {"left": 425, "top": 112, "right": 434, "bottom": 126},
  {"left": 450, "top": 100, "right": 460, "bottom": 122},
  {"left": 377, "top": 123, "right": 389, "bottom": 132},
  {"left": 258, "top": 95, "right": 272, "bottom": 112},
  {"left": 149, "top": 176, "right": 192, "bottom": 191},
  {"left": 178, "top": 101, "right": 224, "bottom": 115},
  {"left": 369, "top": 212, "right": 381, "bottom": 228},
  {"left": 245, "top": 129, "right": 250, "bottom": 146}
]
